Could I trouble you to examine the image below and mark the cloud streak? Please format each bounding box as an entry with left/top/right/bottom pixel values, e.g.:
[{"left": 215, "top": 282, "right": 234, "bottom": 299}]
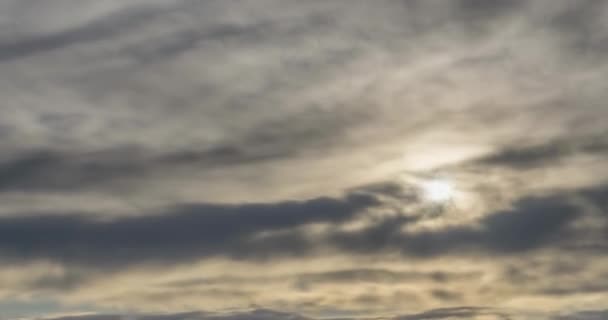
[
  {"left": 0, "top": 183, "right": 603, "bottom": 269},
  {"left": 0, "top": 193, "right": 378, "bottom": 267}
]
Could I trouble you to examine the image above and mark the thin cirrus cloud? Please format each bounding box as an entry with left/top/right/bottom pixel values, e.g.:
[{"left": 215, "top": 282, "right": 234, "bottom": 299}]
[{"left": 1, "top": 0, "right": 608, "bottom": 319}]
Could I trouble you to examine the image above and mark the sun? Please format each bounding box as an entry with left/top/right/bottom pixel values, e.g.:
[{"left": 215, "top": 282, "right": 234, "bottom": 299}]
[{"left": 421, "top": 179, "right": 454, "bottom": 203}]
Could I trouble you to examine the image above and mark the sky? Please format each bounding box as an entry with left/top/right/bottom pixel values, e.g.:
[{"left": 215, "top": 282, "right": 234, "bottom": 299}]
[{"left": 0, "top": 0, "right": 607, "bottom": 319}]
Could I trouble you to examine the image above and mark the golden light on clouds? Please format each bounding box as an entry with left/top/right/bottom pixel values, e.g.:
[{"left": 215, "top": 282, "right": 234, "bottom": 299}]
[
  {"left": 0, "top": 1, "right": 608, "bottom": 319},
  {"left": 420, "top": 179, "right": 454, "bottom": 203}
]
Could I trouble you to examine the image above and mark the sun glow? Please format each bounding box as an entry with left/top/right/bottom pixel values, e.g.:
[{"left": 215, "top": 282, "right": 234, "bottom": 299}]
[{"left": 421, "top": 179, "right": 454, "bottom": 203}]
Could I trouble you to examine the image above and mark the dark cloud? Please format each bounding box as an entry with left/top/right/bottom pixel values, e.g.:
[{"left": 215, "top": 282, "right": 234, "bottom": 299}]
[
  {"left": 540, "top": 282, "right": 608, "bottom": 296},
  {"left": 549, "top": 0, "right": 608, "bottom": 61},
  {"left": 0, "top": 144, "right": 290, "bottom": 192},
  {"left": 473, "top": 134, "right": 608, "bottom": 169},
  {"left": 122, "top": 21, "right": 273, "bottom": 65},
  {"left": 456, "top": 0, "right": 525, "bottom": 21},
  {"left": 41, "top": 316, "right": 123, "bottom": 320},
  {"left": 478, "top": 195, "right": 580, "bottom": 252},
  {"left": 475, "top": 142, "right": 572, "bottom": 169},
  {"left": 395, "top": 307, "right": 510, "bottom": 320},
  {"left": 0, "top": 149, "right": 145, "bottom": 192},
  {"left": 42, "top": 309, "right": 312, "bottom": 320},
  {"left": 0, "top": 3, "right": 174, "bottom": 62},
  {"left": 347, "top": 182, "right": 420, "bottom": 202},
  {"left": 32, "top": 308, "right": 608, "bottom": 320},
  {"left": 40, "top": 312, "right": 207, "bottom": 320},
  {"left": 0, "top": 183, "right": 599, "bottom": 271},
  {"left": 554, "top": 310, "right": 608, "bottom": 320},
  {"left": 581, "top": 184, "right": 608, "bottom": 214},
  {"left": 430, "top": 289, "right": 462, "bottom": 302},
  {"left": 38, "top": 310, "right": 311, "bottom": 320},
  {"left": 331, "top": 193, "right": 582, "bottom": 256},
  {"left": 0, "top": 193, "right": 378, "bottom": 267},
  {"left": 0, "top": 107, "right": 370, "bottom": 194},
  {"left": 31, "top": 308, "right": 514, "bottom": 320}
]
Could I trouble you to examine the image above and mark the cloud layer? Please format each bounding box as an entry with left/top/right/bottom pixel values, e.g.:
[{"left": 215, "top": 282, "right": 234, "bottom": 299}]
[{"left": 1, "top": 0, "right": 608, "bottom": 319}]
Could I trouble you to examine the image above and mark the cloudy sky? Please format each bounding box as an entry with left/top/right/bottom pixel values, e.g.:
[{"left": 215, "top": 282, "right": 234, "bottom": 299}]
[{"left": 1, "top": 0, "right": 608, "bottom": 319}]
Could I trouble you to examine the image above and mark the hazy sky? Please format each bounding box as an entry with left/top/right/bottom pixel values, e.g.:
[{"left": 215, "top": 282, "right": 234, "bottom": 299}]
[{"left": 1, "top": 1, "right": 608, "bottom": 319}]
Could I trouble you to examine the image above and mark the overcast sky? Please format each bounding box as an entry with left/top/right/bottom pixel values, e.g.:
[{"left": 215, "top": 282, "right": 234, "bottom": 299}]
[{"left": 1, "top": 1, "right": 608, "bottom": 319}]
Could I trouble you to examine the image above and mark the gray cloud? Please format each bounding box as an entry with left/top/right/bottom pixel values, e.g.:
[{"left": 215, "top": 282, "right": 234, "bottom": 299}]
[
  {"left": 331, "top": 192, "right": 583, "bottom": 256},
  {"left": 0, "top": 144, "right": 291, "bottom": 192},
  {"left": 396, "top": 307, "right": 510, "bottom": 320},
  {"left": 472, "top": 133, "right": 608, "bottom": 169},
  {"left": 0, "top": 192, "right": 379, "bottom": 267},
  {"left": 581, "top": 184, "right": 608, "bottom": 214},
  {"left": 2, "top": 0, "right": 608, "bottom": 318},
  {"left": 0, "top": 183, "right": 604, "bottom": 270},
  {"left": 1, "top": 0, "right": 607, "bottom": 208},
  {"left": 553, "top": 310, "right": 608, "bottom": 320},
  {"left": 38, "top": 307, "right": 514, "bottom": 320},
  {"left": 38, "top": 310, "right": 312, "bottom": 320},
  {"left": 0, "top": 2, "right": 174, "bottom": 62},
  {"left": 32, "top": 308, "right": 608, "bottom": 320}
]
